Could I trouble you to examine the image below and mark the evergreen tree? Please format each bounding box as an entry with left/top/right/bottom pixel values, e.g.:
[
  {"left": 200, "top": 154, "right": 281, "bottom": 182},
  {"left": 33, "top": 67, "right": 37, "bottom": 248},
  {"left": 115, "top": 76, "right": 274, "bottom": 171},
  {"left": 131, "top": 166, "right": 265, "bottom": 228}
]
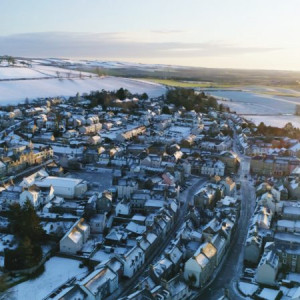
[
  {"left": 141, "top": 92, "right": 148, "bottom": 100},
  {"left": 5, "top": 200, "right": 44, "bottom": 270},
  {"left": 116, "top": 87, "right": 131, "bottom": 100},
  {"left": 22, "top": 200, "right": 45, "bottom": 242},
  {"left": 8, "top": 200, "right": 45, "bottom": 242},
  {"left": 162, "top": 105, "right": 171, "bottom": 114}
]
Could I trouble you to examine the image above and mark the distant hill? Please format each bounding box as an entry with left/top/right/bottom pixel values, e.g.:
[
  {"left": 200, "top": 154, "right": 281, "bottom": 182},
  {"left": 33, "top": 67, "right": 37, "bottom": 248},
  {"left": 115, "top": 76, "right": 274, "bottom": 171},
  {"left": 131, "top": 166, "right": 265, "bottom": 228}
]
[{"left": 34, "top": 58, "right": 300, "bottom": 89}]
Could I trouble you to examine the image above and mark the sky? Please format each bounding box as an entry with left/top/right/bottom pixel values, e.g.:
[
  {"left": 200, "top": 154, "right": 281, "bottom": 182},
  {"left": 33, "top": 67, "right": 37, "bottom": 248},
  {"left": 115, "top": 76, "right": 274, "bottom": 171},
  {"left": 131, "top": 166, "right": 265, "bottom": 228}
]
[{"left": 1, "top": 0, "right": 300, "bottom": 70}]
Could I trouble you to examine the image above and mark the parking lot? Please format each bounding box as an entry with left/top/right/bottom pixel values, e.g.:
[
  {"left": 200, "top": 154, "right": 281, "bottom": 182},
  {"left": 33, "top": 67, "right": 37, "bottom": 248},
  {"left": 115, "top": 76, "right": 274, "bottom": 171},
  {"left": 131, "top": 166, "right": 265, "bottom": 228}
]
[{"left": 68, "top": 167, "right": 113, "bottom": 193}]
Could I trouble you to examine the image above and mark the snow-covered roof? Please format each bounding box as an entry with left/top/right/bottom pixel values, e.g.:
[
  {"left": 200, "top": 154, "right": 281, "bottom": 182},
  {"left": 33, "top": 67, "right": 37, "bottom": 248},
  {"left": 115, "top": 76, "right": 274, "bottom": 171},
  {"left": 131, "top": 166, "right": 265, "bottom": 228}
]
[
  {"left": 126, "top": 221, "right": 146, "bottom": 235},
  {"left": 36, "top": 176, "right": 84, "bottom": 189},
  {"left": 258, "top": 288, "right": 280, "bottom": 300}
]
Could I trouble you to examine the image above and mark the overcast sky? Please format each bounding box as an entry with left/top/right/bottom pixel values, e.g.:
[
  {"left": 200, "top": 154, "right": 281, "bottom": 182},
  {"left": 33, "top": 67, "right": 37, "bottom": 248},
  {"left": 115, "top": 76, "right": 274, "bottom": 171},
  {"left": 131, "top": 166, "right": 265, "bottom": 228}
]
[{"left": 1, "top": 0, "right": 300, "bottom": 70}]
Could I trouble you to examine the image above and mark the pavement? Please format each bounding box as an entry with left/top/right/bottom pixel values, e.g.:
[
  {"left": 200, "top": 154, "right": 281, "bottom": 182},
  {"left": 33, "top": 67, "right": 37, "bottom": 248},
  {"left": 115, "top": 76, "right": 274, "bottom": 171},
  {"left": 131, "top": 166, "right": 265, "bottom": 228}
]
[
  {"left": 0, "top": 159, "right": 54, "bottom": 186},
  {"left": 69, "top": 167, "right": 113, "bottom": 192}
]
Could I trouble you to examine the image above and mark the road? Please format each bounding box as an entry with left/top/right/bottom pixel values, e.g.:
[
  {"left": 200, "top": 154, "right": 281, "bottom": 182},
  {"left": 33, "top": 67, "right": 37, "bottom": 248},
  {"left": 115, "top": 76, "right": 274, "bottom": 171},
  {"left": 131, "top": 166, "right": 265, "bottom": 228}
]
[
  {"left": 112, "top": 176, "right": 207, "bottom": 300},
  {"left": 0, "top": 159, "right": 54, "bottom": 186},
  {"left": 198, "top": 135, "right": 256, "bottom": 300}
]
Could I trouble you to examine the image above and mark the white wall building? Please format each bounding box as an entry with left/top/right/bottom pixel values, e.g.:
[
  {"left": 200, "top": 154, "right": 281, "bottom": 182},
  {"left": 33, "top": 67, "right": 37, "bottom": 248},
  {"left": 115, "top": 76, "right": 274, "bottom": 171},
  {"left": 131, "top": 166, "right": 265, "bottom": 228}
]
[
  {"left": 122, "top": 246, "right": 145, "bottom": 278},
  {"left": 256, "top": 250, "right": 279, "bottom": 286},
  {"left": 60, "top": 218, "right": 90, "bottom": 254}
]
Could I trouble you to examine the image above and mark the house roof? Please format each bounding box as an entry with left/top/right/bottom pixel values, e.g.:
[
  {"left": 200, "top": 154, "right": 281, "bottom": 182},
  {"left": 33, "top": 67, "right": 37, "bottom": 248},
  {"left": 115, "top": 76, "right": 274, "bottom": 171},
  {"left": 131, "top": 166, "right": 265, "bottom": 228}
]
[
  {"left": 195, "top": 253, "right": 209, "bottom": 268},
  {"left": 81, "top": 267, "right": 117, "bottom": 295},
  {"left": 36, "top": 176, "right": 83, "bottom": 189},
  {"left": 126, "top": 222, "right": 146, "bottom": 235},
  {"left": 106, "top": 229, "right": 123, "bottom": 241}
]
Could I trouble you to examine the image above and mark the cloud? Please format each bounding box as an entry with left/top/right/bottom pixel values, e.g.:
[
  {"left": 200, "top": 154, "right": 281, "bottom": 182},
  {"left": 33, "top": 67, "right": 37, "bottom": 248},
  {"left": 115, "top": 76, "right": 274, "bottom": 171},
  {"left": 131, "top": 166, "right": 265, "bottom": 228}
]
[{"left": 0, "top": 32, "right": 281, "bottom": 59}]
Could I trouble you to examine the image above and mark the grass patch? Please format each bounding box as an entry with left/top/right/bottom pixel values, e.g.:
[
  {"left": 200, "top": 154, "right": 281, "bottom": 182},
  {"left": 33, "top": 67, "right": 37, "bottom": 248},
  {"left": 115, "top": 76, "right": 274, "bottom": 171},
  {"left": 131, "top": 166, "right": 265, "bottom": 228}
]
[{"left": 137, "top": 78, "right": 237, "bottom": 88}]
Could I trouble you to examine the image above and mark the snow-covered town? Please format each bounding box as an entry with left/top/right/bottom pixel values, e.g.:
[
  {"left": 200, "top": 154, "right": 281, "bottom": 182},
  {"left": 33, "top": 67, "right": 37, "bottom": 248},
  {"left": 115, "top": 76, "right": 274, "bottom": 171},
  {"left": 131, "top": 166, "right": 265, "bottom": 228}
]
[
  {"left": 0, "top": 57, "right": 300, "bottom": 300},
  {"left": 0, "top": 62, "right": 243, "bottom": 299},
  {"left": 2, "top": 2, "right": 300, "bottom": 299}
]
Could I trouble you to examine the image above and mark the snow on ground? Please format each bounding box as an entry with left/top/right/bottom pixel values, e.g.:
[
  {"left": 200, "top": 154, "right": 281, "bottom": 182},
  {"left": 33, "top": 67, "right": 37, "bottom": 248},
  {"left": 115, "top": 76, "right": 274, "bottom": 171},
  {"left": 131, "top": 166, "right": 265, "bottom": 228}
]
[
  {"left": 0, "top": 63, "right": 165, "bottom": 105},
  {"left": 242, "top": 115, "right": 300, "bottom": 128},
  {"left": 11, "top": 256, "right": 88, "bottom": 300},
  {"left": 210, "top": 89, "right": 300, "bottom": 128},
  {"left": 0, "top": 76, "right": 166, "bottom": 104},
  {"left": 69, "top": 168, "right": 113, "bottom": 193},
  {"left": 31, "top": 64, "right": 94, "bottom": 78},
  {"left": 211, "top": 90, "right": 300, "bottom": 115},
  {"left": 0, "top": 65, "right": 95, "bottom": 80},
  {"left": 0, "top": 67, "right": 51, "bottom": 80}
]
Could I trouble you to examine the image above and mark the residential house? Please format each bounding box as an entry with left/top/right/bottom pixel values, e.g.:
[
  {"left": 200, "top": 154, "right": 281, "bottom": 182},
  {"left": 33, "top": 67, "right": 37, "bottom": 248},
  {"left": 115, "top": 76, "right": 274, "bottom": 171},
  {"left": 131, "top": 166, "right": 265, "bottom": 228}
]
[
  {"left": 256, "top": 249, "right": 279, "bottom": 286},
  {"left": 122, "top": 245, "right": 145, "bottom": 278},
  {"left": 80, "top": 266, "right": 118, "bottom": 299},
  {"left": 116, "top": 178, "right": 138, "bottom": 198},
  {"left": 60, "top": 218, "right": 90, "bottom": 254},
  {"left": 90, "top": 214, "right": 107, "bottom": 234},
  {"left": 184, "top": 242, "right": 217, "bottom": 287}
]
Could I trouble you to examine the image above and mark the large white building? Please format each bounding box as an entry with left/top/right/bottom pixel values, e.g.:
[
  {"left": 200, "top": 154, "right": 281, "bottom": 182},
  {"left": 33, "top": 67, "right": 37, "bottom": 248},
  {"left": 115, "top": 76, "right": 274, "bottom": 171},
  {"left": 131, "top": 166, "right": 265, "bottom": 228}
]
[
  {"left": 34, "top": 176, "right": 87, "bottom": 199},
  {"left": 20, "top": 171, "right": 87, "bottom": 199}
]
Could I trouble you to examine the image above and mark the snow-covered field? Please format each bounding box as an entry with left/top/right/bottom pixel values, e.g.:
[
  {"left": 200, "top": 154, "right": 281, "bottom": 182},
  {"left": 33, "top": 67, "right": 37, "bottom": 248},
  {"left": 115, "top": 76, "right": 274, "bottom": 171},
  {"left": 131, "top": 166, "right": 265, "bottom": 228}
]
[
  {"left": 0, "top": 65, "right": 92, "bottom": 80},
  {"left": 0, "top": 75, "right": 166, "bottom": 104},
  {"left": 11, "top": 256, "right": 87, "bottom": 300},
  {"left": 210, "top": 89, "right": 300, "bottom": 128},
  {"left": 0, "top": 67, "right": 49, "bottom": 80},
  {"left": 0, "top": 62, "right": 166, "bottom": 104},
  {"left": 211, "top": 90, "right": 300, "bottom": 115},
  {"left": 242, "top": 115, "right": 300, "bottom": 128}
]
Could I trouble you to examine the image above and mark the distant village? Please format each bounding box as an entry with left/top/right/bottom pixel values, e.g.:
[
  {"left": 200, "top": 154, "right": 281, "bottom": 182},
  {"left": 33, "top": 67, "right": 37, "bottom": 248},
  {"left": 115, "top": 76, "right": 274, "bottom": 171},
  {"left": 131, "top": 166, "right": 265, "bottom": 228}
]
[{"left": 0, "top": 87, "right": 300, "bottom": 300}]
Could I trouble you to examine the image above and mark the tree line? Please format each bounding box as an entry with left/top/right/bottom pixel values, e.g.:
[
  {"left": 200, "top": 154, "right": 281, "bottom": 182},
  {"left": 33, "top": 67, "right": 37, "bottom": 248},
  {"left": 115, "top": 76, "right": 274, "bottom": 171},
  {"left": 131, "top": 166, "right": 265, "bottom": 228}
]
[
  {"left": 257, "top": 122, "right": 300, "bottom": 139},
  {"left": 164, "top": 88, "right": 225, "bottom": 113},
  {"left": 84, "top": 88, "right": 148, "bottom": 109},
  {"left": 0, "top": 56, "right": 16, "bottom": 65}
]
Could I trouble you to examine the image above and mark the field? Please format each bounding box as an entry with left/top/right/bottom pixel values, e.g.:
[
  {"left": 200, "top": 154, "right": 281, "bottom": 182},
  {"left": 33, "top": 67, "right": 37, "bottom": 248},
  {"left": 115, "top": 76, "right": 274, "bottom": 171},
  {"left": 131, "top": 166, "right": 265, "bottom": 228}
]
[
  {"left": 259, "top": 90, "right": 300, "bottom": 98},
  {"left": 211, "top": 89, "right": 300, "bottom": 128},
  {"left": 0, "top": 65, "right": 166, "bottom": 104},
  {"left": 136, "top": 78, "right": 236, "bottom": 88},
  {"left": 11, "top": 256, "right": 88, "bottom": 300}
]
